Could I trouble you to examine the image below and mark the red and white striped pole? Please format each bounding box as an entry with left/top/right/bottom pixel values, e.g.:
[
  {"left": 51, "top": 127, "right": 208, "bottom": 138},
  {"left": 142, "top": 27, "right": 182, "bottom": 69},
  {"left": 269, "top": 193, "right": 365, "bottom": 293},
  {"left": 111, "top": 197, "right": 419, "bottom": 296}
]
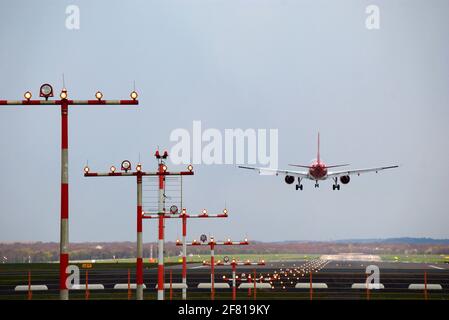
[
  {"left": 253, "top": 269, "right": 257, "bottom": 300},
  {"left": 143, "top": 208, "right": 227, "bottom": 300},
  {"left": 204, "top": 259, "right": 265, "bottom": 301},
  {"left": 210, "top": 240, "right": 215, "bottom": 300},
  {"left": 309, "top": 271, "right": 313, "bottom": 301},
  {"left": 1, "top": 88, "right": 139, "bottom": 301},
  {"left": 136, "top": 173, "right": 144, "bottom": 300},
  {"left": 182, "top": 213, "right": 187, "bottom": 300},
  {"left": 232, "top": 261, "right": 237, "bottom": 301},
  {"left": 424, "top": 271, "right": 428, "bottom": 300},
  {"left": 86, "top": 153, "right": 191, "bottom": 301},
  {"left": 85, "top": 165, "right": 147, "bottom": 300},
  {"left": 85, "top": 270, "right": 89, "bottom": 300},
  {"left": 179, "top": 239, "right": 249, "bottom": 300},
  {"left": 127, "top": 269, "right": 131, "bottom": 300},
  {"left": 157, "top": 158, "right": 166, "bottom": 300},
  {"left": 27, "top": 271, "right": 32, "bottom": 300},
  {"left": 60, "top": 99, "right": 69, "bottom": 300},
  {"left": 157, "top": 213, "right": 165, "bottom": 300},
  {"left": 169, "top": 270, "right": 173, "bottom": 300}
]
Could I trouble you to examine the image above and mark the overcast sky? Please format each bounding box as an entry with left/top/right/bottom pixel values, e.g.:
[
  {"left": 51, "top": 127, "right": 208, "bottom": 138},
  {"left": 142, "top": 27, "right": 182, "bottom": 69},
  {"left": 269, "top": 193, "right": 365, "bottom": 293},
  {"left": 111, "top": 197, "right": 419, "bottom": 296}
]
[{"left": 0, "top": 0, "right": 448, "bottom": 243}]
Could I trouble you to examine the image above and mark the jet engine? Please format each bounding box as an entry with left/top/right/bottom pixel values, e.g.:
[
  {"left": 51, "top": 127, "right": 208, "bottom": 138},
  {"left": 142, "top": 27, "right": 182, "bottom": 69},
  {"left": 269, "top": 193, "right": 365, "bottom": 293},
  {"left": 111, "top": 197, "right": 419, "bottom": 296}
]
[
  {"left": 285, "top": 175, "right": 295, "bottom": 184},
  {"left": 340, "top": 175, "right": 350, "bottom": 184}
]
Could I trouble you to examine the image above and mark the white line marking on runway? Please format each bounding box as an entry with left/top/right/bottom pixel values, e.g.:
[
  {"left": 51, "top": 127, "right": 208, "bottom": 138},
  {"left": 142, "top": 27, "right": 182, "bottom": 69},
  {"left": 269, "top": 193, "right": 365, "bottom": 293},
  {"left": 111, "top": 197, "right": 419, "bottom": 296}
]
[{"left": 429, "top": 265, "right": 445, "bottom": 270}]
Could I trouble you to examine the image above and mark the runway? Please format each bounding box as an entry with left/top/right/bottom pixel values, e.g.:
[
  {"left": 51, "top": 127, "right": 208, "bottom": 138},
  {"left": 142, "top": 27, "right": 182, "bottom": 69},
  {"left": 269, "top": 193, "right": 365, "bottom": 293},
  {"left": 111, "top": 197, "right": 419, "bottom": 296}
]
[{"left": 1, "top": 260, "right": 448, "bottom": 299}]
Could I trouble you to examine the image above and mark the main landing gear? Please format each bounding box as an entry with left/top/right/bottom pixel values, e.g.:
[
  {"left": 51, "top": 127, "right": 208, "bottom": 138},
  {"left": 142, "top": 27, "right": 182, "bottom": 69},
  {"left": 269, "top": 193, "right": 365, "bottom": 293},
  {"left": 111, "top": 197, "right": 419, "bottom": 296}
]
[
  {"left": 296, "top": 177, "right": 303, "bottom": 190},
  {"left": 332, "top": 177, "right": 340, "bottom": 190}
]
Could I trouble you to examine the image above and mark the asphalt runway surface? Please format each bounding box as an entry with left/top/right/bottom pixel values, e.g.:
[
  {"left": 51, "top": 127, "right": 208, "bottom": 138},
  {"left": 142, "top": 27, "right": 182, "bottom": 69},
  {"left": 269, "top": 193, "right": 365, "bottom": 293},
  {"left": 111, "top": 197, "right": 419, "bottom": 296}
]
[{"left": 1, "top": 259, "right": 448, "bottom": 299}]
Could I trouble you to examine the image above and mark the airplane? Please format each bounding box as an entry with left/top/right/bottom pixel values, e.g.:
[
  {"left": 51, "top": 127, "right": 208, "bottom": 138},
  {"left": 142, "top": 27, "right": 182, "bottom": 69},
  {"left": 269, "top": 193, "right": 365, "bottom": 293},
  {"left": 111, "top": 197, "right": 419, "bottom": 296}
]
[{"left": 238, "top": 133, "right": 398, "bottom": 190}]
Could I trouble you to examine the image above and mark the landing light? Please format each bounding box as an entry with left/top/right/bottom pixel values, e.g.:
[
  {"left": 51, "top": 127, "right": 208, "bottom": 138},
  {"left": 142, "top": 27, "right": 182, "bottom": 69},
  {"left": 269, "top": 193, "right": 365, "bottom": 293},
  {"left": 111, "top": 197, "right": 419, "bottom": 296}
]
[
  {"left": 95, "top": 91, "right": 103, "bottom": 100},
  {"left": 60, "top": 88, "right": 68, "bottom": 99},
  {"left": 24, "top": 91, "right": 32, "bottom": 101}
]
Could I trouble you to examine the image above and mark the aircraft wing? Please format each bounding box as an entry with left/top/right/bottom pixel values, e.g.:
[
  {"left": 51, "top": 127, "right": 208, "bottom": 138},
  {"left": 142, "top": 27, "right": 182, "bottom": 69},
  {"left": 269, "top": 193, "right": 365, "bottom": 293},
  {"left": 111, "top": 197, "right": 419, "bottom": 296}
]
[
  {"left": 327, "top": 165, "right": 399, "bottom": 178},
  {"left": 238, "top": 166, "right": 309, "bottom": 178}
]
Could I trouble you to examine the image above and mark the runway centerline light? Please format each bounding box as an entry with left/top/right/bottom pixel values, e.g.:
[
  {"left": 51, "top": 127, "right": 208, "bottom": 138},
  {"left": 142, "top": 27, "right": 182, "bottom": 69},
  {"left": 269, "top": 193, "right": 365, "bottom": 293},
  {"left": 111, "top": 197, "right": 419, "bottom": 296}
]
[
  {"left": 110, "top": 166, "right": 116, "bottom": 173},
  {"left": 83, "top": 166, "right": 89, "bottom": 174},
  {"left": 187, "top": 164, "right": 193, "bottom": 172},
  {"left": 223, "top": 208, "right": 228, "bottom": 215},
  {"left": 162, "top": 165, "right": 167, "bottom": 172},
  {"left": 130, "top": 90, "right": 138, "bottom": 100},
  {"left": 202, "top": 209, "right": 207, "bottom": 215},
  {"left": 136, "top": 163, "right": 142, "bottom": 172}
]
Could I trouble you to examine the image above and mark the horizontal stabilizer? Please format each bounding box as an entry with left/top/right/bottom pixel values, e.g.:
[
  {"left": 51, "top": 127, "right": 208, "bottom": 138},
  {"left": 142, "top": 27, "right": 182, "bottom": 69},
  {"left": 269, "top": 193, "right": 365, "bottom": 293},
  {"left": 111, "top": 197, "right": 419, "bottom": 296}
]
[
  {"left": 288, "top": 164, "right": 311, "bottom": 168},
  {"left": 325, "top": 164, "right": 350, "bottom": 169}
]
